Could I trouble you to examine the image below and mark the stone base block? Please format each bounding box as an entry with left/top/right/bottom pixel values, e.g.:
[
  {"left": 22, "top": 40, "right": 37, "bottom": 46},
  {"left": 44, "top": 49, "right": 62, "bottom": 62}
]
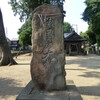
[{"left": 16, "top": 80, "right": 82, "bottom": 100}]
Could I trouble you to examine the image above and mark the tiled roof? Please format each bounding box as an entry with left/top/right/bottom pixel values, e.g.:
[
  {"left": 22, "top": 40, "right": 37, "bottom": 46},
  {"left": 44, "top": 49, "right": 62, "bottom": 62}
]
[{"left": 64, "top": 31, "right": 87, "bottom": 42}]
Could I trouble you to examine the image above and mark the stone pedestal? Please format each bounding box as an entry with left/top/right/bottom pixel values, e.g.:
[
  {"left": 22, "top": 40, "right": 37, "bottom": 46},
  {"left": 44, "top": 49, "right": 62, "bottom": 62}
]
[{"left": 16, "top": 80, "right": 82, "bottom": 100}]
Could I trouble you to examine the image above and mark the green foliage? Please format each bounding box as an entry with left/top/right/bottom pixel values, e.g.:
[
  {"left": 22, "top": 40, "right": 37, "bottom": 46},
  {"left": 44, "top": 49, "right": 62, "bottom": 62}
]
[
  {"left": 82, "top": 0, "right": 100, "bottom": 23},
  {"left": 19, "top": 20, "right": 32, "bottom": 46},
  {"left": 92, "top": 12, "right": 100, "bottom": 46},
  {"left": 18, "top": 19, "right": 32, "bottom": 46},
  {"left": 63, "top": 22, "right": 72, "bottom": 33},
  {"left": 86, "top": 25, "right": 96, "bottom": 45},
  {"left": 82, "top": 0, "right": 100, "bottom": 46},
  {"left": 9, "top": 0, "right": 65, "bottom": 46},
  {"left": 80, "top": 31, "right": 88, "bottom": 39},
  {"left": 9, "top": 0, "right": 65, "bottom": 21},
  {"left": 18, "top": 19, "right": 32, "bottom": 34},
  {"left": 96, "top": 34, "right": 100, "bottom": 46},
  {"left": 19, "top": 29, "right": 31, "bottom": 46},
  {"left": 92, "top": 12, "right": 100, "bottom": 34}
]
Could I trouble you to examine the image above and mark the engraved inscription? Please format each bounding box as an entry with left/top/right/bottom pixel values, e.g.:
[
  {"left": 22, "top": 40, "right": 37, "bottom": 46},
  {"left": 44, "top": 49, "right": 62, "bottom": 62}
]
[{"left": 39, "top": 16, "right": 57, "bottom": 68}]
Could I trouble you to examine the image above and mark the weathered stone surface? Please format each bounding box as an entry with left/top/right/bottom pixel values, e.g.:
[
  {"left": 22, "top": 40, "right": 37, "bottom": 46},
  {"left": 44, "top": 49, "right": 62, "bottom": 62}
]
[{"left": 31, "top": 4, "right": 66, "bottom": 91}]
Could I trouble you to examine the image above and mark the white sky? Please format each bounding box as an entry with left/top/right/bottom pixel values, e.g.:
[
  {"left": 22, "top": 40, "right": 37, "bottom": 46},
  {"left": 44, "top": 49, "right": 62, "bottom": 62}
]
[
  {"left": 0, "top": 0, "right": 88, "bottom": 39},
  {"left": 64, "top": 0, "right": 88, "bottom": 33},
  {"left": 0, "top": 0, "right": 24, "bottom": 39}
]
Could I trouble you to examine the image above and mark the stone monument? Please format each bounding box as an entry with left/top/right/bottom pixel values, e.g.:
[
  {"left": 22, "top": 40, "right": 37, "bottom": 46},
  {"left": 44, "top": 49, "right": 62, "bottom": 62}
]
[
  {"left": 31, "top": 4, "right": 66, "bottom": 91},
  {"left": 16, "top": 4, "right": 83, "bottom": 100}
]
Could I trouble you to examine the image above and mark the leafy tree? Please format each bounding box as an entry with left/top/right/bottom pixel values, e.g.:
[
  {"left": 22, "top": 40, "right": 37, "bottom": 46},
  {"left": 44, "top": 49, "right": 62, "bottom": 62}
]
[
  {"left": 82, "top": 0, "right": 100, "bottom": 46},
  {"left": 9, "top": 0, "right": 66, "bottom": 46},
  {"left": 82, "top": 0, "right": 100, "bottom": 23},
  {"left": 18, "top": 19, "right": 32, "bottom": 46},
  {"left": 63, "top": 22, "right": 72, "bottom": 33},
  {"left": 0, "top": 9, "right": 17, "bottom": 66},
  {"left": 19, "top": 27, "right": 32, "bottom": 46},
  {"left": 80, "top": 31, "right": 85, "bottom": 38},
  {"left": 96, "top": 34, "right": 100, "bottom": 46},
  {"left": 92, "top": 12, "right": 100, "bottom": 35},
  {"left": 9, "top": 0, "right": 65, "bottom": 21},
  {"left": 92, "top": 12, "right": 100, "bottom": 46},
  {"left": 18, "top": 19, "right": 31, "bottom": 34},
  {"left": 80, "top": 31, "right": 88, "bottom": 39},
  {"left": 86, "top": 25, "right": 96, "bottom": 45},
  {"left": 9, "top": 0, "right": 65, "bottom": 46}
]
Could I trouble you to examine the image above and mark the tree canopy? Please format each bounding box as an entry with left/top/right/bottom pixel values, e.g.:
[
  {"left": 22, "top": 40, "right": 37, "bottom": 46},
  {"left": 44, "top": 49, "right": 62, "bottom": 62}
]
[
  {"left": 18, "top": 19, "right": 32, "bottom": 46},
  {"left": 86, "top": 25, "right": 96, "bottom": 45},
  {"left": 19, "top": 24, "right": 32, "bottom": 46},
  {"left": 63, "top": 22, "right": 72, "bottom": 33},
  {"left": 92, "top": 12, "right": 100, "bottom": 46},
  {"left": 82, "top": 0, "right": 100, "bottom": 46},
  {"left": 80, "top": 31, "right": 88, "bottom": 39},
  {"left": 82, "top": 0, "right": 100, "bottom": 23},
  {"left": 9, "top": 0, "right": 65, "bottom": 46},
  {"left": 9, "top": 0, "right": 65, "bottom": 21},
  {"left": 92, "top": 12, "right": 100, "bottom": 35}
]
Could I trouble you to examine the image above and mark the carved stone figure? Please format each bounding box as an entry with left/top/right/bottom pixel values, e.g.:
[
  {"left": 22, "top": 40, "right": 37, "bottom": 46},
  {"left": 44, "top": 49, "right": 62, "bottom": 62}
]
[{"left": 31, "top": 4, "right": 66, "bottom": 91}]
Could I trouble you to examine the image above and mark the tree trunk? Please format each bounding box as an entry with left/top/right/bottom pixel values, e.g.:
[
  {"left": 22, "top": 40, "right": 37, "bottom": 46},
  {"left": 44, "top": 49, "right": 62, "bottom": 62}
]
[{"left": 0, "top": 9, "right": 17, "bottom": 66}]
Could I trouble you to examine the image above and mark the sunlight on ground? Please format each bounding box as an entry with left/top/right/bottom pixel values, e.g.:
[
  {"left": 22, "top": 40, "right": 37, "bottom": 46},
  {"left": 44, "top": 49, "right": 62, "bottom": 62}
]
[
  {"left": 65, "top": 55, "right": 100, "bottom": 100},
  {"left": 0, "top": 54, "right": 100, "bottom": 100}
]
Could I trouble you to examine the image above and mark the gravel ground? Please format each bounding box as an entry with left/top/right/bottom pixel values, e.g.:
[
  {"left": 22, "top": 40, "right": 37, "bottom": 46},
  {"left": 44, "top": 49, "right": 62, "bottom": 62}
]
[
  {"left": 65, "top": 54, "right": 100, "bottom": 100},
  {"left": 0, "top": 54, "right": 31, "bottom": 100},
  {"left": 0, "top": 54, "right": 100, "bottom": 100}
]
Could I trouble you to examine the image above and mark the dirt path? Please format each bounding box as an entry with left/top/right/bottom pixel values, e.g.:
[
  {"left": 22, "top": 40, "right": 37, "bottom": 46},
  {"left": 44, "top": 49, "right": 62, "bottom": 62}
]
[{"left": 65, "top": 54, "right": 100, "bottom": 100}]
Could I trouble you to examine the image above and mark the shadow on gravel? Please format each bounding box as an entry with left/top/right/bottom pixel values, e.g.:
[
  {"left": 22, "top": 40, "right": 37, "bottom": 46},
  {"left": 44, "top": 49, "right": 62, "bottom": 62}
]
[
  {"left": 66, "top": 55, "right": 100, "bottom": 69},
  {"left": 78, "top": 85, "right": 100, "bottom": 96},
  {"left": 0, "top": 78, "right": 23, "bottom": 98},
  {"left": 79, "top": 71, "right": 100, "bottom": 79}
]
